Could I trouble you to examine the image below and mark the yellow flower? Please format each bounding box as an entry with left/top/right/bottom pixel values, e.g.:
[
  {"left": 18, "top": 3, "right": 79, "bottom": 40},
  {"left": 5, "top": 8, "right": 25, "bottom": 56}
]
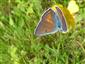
[{"left": 67, "top": 0, "right": 79, "bottom": 14}]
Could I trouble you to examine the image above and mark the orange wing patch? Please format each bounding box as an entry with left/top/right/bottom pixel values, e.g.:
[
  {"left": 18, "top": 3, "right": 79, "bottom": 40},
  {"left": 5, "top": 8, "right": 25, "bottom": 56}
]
[
  {"left": 35, "top": 9, "right": 55, "bottom": 35},
  {"left": 40, "top": 12, "right": 55, "bottom": 32}
]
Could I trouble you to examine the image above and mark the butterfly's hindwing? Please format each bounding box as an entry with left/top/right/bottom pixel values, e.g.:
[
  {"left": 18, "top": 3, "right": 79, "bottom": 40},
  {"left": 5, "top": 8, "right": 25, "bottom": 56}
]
[{"left": 56, "top": 6, "right": 67, "bottom": 32}]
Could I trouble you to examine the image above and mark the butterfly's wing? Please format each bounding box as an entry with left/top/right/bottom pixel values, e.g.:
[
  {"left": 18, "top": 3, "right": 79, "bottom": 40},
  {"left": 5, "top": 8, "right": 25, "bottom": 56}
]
[
  {"left": 34, "top": 8, "right": 61, "bottom": 36},
  {"left": 56, "top": 6, "right": 67, "bottom": 32}
]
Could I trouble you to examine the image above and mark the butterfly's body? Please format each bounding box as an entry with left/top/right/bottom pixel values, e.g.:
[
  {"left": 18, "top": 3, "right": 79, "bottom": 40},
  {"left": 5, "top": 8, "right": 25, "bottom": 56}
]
[{"left": 34, "top": 6, "right": 75, "bottom": 36}]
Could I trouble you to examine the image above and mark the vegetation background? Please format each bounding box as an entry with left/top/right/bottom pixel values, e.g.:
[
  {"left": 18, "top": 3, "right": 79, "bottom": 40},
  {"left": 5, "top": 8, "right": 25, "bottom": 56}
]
[{"left": 0, "top": 0, "right": 85, "bottom": 64}]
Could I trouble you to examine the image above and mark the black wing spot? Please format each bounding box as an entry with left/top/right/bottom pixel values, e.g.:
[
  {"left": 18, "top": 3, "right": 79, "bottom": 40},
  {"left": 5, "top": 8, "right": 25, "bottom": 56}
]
[{"left": 58, "top": 25, "right": 61, "bottom": 28}]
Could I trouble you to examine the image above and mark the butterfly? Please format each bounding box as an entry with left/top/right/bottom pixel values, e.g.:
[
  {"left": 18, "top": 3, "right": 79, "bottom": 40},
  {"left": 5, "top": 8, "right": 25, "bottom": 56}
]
[{"left": 34, "top": 6, "right": 69, "bottom": 36}]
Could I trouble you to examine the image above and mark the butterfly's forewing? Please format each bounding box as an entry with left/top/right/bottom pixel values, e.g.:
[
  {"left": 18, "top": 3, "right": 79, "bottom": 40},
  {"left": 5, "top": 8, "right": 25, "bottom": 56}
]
[
  {"left": 56, "top": 6, "right": 67, "bottom": 32},
  {"left": 34, "top": 8, "right": 60, "bottom": 36}
]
